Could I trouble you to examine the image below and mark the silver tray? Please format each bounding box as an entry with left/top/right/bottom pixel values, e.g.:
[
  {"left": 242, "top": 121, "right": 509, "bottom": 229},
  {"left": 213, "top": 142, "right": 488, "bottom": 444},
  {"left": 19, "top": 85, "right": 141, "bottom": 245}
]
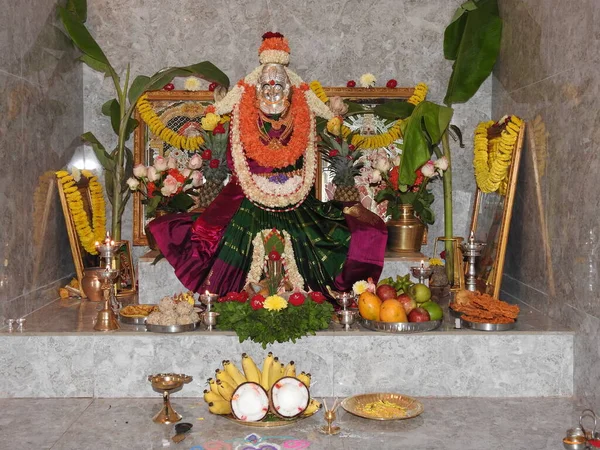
[
  {"left": 460, "top": 319, "right": 516, "bottom": 331},
  {"left": 118, "top": 314, "right": 147, "bottom": 325},
  {"left": 146, "top": 321, "right": 200, "bottom": 333},
  {"left": 360, "top": 318, "right": 441, "bottom": 333}
]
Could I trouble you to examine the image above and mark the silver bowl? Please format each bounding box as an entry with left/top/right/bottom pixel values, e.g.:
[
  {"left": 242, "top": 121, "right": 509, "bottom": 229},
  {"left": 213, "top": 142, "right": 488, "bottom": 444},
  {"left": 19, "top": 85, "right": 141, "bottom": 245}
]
[{"left": 338, "top": 310, "right": 357, "bottom": 327}]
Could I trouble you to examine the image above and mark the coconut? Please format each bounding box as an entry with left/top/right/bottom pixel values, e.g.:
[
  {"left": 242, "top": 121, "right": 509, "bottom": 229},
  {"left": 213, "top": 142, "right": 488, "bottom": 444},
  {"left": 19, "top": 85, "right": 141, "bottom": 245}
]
[
  {"left": 270, "top": 376, "right": 310, "bottom": 419},
  {"left": 230, "top": 382, "right": 269, "bottom": 422}
]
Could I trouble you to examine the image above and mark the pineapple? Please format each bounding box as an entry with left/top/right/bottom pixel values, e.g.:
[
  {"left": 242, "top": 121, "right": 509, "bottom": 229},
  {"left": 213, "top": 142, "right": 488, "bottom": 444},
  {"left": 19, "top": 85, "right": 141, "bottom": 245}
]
[{"left": 318, "top": 130, "right": 364, "bottom": 202}]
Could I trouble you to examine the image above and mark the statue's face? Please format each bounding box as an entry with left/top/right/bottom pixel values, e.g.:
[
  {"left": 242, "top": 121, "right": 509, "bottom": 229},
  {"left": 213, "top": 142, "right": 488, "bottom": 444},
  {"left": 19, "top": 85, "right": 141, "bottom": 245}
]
[{"left": 256, "top": 64, "right": 291, "bottom": 116}]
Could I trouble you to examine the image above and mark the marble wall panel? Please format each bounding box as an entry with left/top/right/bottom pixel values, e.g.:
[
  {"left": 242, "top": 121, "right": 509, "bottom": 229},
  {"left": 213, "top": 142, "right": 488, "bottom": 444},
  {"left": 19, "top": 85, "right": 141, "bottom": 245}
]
[
  {"left": 493, "top": 0, "right": 600, "bottom": 400},
  {"left": 83, "top": 0, "right": 491, "bottom": 257}
]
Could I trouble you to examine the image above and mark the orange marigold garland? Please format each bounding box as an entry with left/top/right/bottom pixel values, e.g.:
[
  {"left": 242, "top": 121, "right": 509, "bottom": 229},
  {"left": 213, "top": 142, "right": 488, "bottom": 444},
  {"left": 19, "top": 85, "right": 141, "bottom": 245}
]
[{"left": 238, "top": 82, "right": 311, "bottom": 169}]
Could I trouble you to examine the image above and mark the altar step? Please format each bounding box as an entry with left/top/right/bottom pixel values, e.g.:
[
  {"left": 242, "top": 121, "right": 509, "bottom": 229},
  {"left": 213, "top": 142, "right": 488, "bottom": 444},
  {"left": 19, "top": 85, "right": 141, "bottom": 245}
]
[
  {"left": 137, "top": 251, "right": 427, "bottom": 304},
  {"left": 0, "top": 299, "right": 574, "bottom": 399}
]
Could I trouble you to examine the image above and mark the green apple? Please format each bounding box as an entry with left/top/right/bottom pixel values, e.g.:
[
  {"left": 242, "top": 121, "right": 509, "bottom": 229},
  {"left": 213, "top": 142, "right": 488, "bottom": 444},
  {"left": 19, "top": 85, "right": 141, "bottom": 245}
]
[
  {"left": 420, "top": 301, "right": 443, "bottom": 321},
  {"left": 408, "top": 283, "right": 431, "bottom": 304}
]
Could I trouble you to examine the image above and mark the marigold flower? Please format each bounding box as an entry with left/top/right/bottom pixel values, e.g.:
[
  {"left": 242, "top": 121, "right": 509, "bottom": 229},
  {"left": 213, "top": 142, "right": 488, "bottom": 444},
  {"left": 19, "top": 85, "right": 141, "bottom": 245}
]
[{"left": 201, "top": 113, "right": 221, "bottom": 131}]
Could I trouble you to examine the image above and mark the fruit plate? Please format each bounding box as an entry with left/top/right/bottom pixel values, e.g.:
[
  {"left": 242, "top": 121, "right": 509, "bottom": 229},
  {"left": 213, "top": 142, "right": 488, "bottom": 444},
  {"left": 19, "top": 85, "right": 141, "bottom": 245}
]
[
  {"left": 223, "top": 407, "right": 320, "bottom": 428},
  {"left": 146, "top": 321, "right": 200, "bottom": 333},
  {"left": 460, "top": 318, "right": 516, "bottom": 331},
  {"left": 341, "top": 393, "right": 424, "bottom": 421},
  {"left": 359, "top": 317, "right": 441, "bottom": 333},
  {"left": 118, "top": 314, "right": 147, "bottom": 325}
]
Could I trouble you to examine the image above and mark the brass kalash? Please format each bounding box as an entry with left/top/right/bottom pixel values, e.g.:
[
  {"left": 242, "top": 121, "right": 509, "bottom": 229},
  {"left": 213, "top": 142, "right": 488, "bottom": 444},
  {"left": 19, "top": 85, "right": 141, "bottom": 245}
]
[{"left": 148, "top": 373, "right": 192, "bottom": 424}]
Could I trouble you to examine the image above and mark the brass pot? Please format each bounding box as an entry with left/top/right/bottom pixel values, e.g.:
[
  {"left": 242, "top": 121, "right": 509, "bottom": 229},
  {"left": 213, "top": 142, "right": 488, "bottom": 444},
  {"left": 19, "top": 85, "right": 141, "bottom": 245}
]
[
  {"left": 81, "top": 267, "right": 105, "bottom": 302},
  {"left": 386, "top": 205, "right": 425, "bottom": 254}
]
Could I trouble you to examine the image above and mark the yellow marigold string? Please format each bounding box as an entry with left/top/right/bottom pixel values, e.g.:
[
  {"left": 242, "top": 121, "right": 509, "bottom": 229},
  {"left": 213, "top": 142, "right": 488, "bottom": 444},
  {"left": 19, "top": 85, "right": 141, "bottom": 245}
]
[
  {"left": 136, "top": 94, "right": 205, "bottom": 151},
  {"left": 473, "top": 115, "right": 523, "bottom": 194},
  {"left": 407, "top": 82, "right": 428, "bottom": 105},
  {"left": 56, "top": 170, "right": 106, "bottom": 255},
  {"left": 309, "top": 80, "right": 328, "bottom": 103}
]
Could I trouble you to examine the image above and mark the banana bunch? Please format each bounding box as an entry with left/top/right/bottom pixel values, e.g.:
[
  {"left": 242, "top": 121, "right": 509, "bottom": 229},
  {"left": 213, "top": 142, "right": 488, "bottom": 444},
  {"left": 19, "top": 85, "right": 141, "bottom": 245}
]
[{"left": 203, "top": 352, "right": 321, "bottom": 416}]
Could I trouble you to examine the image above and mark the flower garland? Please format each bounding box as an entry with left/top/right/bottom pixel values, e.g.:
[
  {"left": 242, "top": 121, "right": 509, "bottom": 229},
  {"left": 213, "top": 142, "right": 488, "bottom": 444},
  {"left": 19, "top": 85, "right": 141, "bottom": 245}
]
[
  {"left": 136, "top": 94, "right": 205, "bottom": 151},
  {"left": 309, "top": 80, "right": 328, "bottom": 103},
  {"left": 473, "top": 115, "right": 523, "bottom": 194},
  {"left": 56, "top": 169, "right": 106, "bottom": 255},
  {"left": 245, "top": 229, "right": 305, "bottom": 289},
  {"left": 407, "top": 82, "right": 428, "bottom": 105},
  {"left": 238, "top": 82, "right": 311, "bottom": 169}
]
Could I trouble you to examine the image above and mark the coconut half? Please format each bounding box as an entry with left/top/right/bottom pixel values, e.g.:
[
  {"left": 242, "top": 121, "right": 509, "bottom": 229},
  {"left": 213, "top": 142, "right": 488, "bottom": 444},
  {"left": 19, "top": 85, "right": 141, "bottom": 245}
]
[
  {"left": 270, "top": 376, "right": 310, "bottom": 419},
  {"left": 230, "top": 382, "right": 269, "bottom": 422}
]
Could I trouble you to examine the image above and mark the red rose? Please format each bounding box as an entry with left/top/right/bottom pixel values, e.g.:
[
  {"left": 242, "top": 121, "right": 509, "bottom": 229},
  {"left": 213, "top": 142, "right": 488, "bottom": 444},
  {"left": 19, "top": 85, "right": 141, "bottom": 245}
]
[
  {"left": 268, "top": 250, "right": 281, "bottom": 261},
  {"left": 201, "top": 149, "right": 212, "bottom": 160},
  {"left": 289, "top": 292, "right": 305, "bottom": 306},
  {"left": 348, "top": 144, "right": 356, "bottom": 152},
  {"left": 209, "top": 159, "right": 220, "bottom": 169},
  {"left": 389, "top": 166, "right": 399, "bottom": 190},
  {"left": 225, "top": 291, "right": 238, "bottom": 302},
  {"left": 309, "top": 291, "right": 326, "bottom": 304},
  {"left": 163, "top": 83, "right": 175, "bottom": 91},
  {"left": 146, "top": 182, "right": 156, "bottom": 197},
  {"left": 329, "top": 150, "right": 339, "bottom": 158},
  {"left": 208, "top": 82, "right": 218, "bottom": 92},
  {"left": 168, "top": 168, "right": 186, "bottom": 183},
  {"left": 386, "top": 79, "right": 398, "bottom": 88},
  {"left": 250, "top": 294, "right": 265, "bottom": 310},
  {"left": 217, "top": 296, "right": 227, "bottom": 303},
  {"left": 213, "top": 123, "right": 226, "bottom": 135},
  {"left": 237, "top": 291, "right": 249, "bottom": 302},
  {"left": 346, "top": 80, "right": 356, "bottom": 88}
]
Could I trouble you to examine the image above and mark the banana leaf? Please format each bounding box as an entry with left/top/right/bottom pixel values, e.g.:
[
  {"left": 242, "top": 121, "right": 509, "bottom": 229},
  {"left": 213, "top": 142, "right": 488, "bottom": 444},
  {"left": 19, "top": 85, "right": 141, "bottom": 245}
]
[
  {"left": 443, "top": 0, "right": 502, "bottom": 105},
  {"left": 58, "top": 7, "right": 110, "bottom": 69},
  {"left": 81, "top": 131, "right": 114, "bottom": 172},
  {"left": 65, "top": 0, "right": 87, "bottom": 22},
  {"left": 373, "top": 101, "right": 415, "bottom": 121},
  {"left": 399, "top": 101, "right": 453, "bottom": 185}
]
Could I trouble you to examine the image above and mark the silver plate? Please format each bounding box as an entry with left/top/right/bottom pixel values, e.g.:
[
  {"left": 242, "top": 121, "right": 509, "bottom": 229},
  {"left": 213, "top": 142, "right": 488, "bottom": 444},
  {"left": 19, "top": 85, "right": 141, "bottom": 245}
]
[
  {"left": 460, "top": 319, "right": 516, "bottom": 331},
  {"left": 146, "top": 321, "right": 200, "bottom": 333},
  {"left": 119, "top": 314, "right": 147, "bottom": 325},
  {"left": 360, "top": 318, "right": 441, "bottom": 333}
]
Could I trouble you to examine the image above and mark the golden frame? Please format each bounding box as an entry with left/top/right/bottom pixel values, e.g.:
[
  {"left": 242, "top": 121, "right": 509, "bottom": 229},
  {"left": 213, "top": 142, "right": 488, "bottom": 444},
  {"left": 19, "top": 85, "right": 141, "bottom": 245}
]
[
  {"left": 132, "top": 87, "right": 415, "bottom": 246},
  {"left": 469, "top": 121, "right": 526, "bottom": 298},
  {"left": 115, "top": 240, "right": 136, "bottom": 296}
]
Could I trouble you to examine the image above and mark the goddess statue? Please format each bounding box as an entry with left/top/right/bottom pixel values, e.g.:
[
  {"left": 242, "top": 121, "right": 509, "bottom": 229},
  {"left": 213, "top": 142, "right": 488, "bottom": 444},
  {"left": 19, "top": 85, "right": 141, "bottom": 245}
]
[{"left": 149, "top": 32, "right": 387, "bottom": 296}]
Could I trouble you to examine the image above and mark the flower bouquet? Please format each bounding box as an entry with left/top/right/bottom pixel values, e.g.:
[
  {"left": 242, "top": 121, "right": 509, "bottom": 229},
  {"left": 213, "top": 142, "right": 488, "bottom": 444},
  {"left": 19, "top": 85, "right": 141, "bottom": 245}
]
[{"left": 127, "top": 155, "right": 203, "bottom": 218}]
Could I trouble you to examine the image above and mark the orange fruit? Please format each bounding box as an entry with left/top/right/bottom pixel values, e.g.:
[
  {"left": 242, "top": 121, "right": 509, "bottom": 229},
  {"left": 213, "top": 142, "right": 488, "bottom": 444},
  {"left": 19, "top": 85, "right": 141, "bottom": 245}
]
[
  {"left": 358, "top": 292, "right": 382, "bottom": 321},
  {"left": 379, "top": 299, "right": 408, "bottom": 323}
]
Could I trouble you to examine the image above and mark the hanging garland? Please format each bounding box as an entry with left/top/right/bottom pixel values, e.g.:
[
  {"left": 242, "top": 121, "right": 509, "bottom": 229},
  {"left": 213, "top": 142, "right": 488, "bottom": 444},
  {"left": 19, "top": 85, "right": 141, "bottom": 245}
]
[
  {"left": 136, "top": 94, "right": 205, "bottom": 151},
  {"left": 56, "top": 169, "right": 106, "bottom": 255},
  {"left": 407, "top": 82, "right": 428, "bottom": 105},
  {"left": 473, "top": 115, "right": 523, "bottom": 194},
  {"left": 309, "top": 80, "right": 328, "bottom": 103}
]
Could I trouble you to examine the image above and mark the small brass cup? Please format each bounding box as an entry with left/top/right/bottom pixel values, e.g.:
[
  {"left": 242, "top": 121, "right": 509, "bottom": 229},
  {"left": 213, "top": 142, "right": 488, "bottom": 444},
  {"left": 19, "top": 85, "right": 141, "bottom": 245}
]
[{"left": 148, "top": 373, "right": 192, "bottom": 424}]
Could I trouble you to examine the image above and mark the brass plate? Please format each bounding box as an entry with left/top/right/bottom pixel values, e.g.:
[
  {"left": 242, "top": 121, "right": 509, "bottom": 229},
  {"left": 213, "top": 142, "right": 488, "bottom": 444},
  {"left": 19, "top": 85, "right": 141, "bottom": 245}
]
[
  {"left": 359, "top": 318, "right": 441, "bottom": 333},
  {"left": 341, "top": 393, "right": 424, "bottom": 421},
  {"left": 223, "top": 406, "right": 320, "bottom": 428}
]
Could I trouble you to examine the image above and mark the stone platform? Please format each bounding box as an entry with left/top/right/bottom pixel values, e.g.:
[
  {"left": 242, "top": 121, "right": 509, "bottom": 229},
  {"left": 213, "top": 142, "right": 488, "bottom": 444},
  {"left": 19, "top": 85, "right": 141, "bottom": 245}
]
[
  {"left": 138, "top": 251, "right": 427, "bottom": 304},
  {"left": 0, "top": 298, "right": 574, "bottom": 399}
]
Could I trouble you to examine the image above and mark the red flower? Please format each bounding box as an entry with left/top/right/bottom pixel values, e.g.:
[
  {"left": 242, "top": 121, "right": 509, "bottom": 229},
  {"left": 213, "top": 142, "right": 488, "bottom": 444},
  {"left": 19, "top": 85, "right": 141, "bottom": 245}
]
[
  {"left": 262, "top": 31, "right": 284, "bottom": 40},
  {"left": 440, "top": 250, "right": 446, "bottom": 260},
  {"left": 389, "top": 166, "right": 399, "bottom": 190},
  {"left": 414, "top": 168, "right": 424, "bottom": 187},
  {"left": 225, "top": 292, "right": 238, "bottom": 302},
  {"left": 250, "top": 294, "right": 265, "bottom": 310},
  {"left": 168, "top": 168, "right": 185, "bottom": 183},
  {"left": 237, "top": 291, "right": 249, "bottom": 302},
  {"left": 308, "top": 291, "right": 326, "bottom": 304},
  {"left": 348, "top": 144, "right": 356, "bottom": 152},
  {"left": 209, "top": 159, "right": 220, "bottom": 169},
  {"left": 201, "top": 149, "right": 212, "bottom": 160},
  {"left": 147, "top": 182, "right": 156, "bottom": 197},
  {"left": 346, "top": 80, "right": 356, "bottom": 88},
  {"left": 213, "top": 123, "right": 226, "bottom": 135},
  {"left": 208, "top": 82, "right": 218, "bottom": 92},
  {"left": 163, "top": 83, "right": 175, "bottom": 91},
  {"left": 289, "top": 292, "right": 305, "bottom": 306},
  {"left": 268, "top": 250, "right": 281, "bottom": 261},
  {"left": 386, "top": 79, "right": 398, "bottom": 88},
  {"left": 329, "top": 149, "right": 339, "bottom": 157}
]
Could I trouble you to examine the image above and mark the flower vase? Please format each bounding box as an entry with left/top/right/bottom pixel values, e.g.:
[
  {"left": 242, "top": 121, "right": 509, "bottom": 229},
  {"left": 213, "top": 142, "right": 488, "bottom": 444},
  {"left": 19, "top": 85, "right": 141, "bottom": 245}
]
[
  {"left": 386, "top": 204, "right": 425, "bottom": 255},
  {"left": 198, "top": 179, "right": 224, "bottom": 208},
  {"left": 145, "top": 210, "right": 168, "bottom": 250}
]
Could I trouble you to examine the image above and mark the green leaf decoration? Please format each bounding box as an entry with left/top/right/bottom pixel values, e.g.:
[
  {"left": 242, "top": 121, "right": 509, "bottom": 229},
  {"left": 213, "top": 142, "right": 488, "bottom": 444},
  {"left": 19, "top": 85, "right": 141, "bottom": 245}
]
[
  {"left": 373, "top": 101, "right": 415, "bottom": 120},
  {"left": 121, "top": 147, "right": 134, "bottom": 194},
  {"left": 400, "top": 101, "right": 453, "bottom": 185},
  {"left": 58, "top": 7, "right": 110, "bottom": 67},
  {"left": 66, "top": 0, "right": 87, "bottom": 22},
  {"left": 144, "top": 196, "right": 161, "bottom": 218},
  {"left": 81, "top": 131, "right": 114, "bottom": 171},
  {"left": 127, "top": 75, "right": 151, "bottom": 106},
  {"left": 124, "top": 118, "right": 138, "bottom": 142},
  {"left": 79, "top": 55, "right": 110, "bottom": 77},
  {"left": 345, "top": 101, "right": 369, "bottom": 115},
  {"left": 100, "top": 99, "right": 121, "bottom": 135},
  {"left": 263, "top": 232, "right": 285, "bottom": 255},
  {"left": 168, "top": 192, "right": 195, "bottom": 212},
  {"left": 443, "top": 0, "right": 502, "bottom": 105},
  {"left": 187, "top": 61, "right": 231, "bottom": 89}
]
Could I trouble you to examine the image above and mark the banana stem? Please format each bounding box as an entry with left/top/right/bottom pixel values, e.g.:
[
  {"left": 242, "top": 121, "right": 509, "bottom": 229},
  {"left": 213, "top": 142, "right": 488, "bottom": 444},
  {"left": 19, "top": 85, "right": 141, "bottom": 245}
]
[{"left": 441, "top": 131, "right": 454, "bottom": 284}]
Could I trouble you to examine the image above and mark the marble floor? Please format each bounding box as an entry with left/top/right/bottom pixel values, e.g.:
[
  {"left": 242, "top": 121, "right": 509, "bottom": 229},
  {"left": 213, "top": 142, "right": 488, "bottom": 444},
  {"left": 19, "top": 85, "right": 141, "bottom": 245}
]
[{"left": 0, "top": 396, "right": 588, "bottom": 449}]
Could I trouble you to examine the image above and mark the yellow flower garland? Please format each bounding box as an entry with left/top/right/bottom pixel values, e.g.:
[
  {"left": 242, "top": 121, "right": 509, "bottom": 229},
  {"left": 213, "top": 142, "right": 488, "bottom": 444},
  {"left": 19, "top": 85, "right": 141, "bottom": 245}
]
[
  {"left": 56, "top": 169, "right": 106, "bottom": 255},
  {"left": 136, "top": 94, "right": 205, "bottom": 151},
  {"left": 473, "top": 115, "right": 523, "bottom": 194},
  {"left": 309, "top": 80, "right": 328, "bottom": 103},
  {"left": 407, "top": 82, "right": 428, "bottom": 105}
]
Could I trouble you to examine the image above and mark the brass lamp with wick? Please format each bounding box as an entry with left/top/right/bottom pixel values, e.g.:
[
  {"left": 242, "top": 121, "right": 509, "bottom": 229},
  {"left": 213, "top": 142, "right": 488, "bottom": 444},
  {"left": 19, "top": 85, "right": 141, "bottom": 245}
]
[
  {"left": 93, "top": 233, "right": 121, "bottom": 331},
  {"left": 320, "top": 398, "right": 341, "bottom": 435}
]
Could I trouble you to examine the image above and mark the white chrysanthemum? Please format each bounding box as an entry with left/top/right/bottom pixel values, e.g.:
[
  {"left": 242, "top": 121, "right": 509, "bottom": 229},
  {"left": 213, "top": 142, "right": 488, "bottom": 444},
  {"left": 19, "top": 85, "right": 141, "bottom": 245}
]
[
  {"left": 184, "top": 77, "right": 202, "bottom": 91},
  {"left": 359, "top": 73, "right": 376, "bottom": 88},
  {"left": 353, "top": 280, "right": 369, "bottom": 295}
]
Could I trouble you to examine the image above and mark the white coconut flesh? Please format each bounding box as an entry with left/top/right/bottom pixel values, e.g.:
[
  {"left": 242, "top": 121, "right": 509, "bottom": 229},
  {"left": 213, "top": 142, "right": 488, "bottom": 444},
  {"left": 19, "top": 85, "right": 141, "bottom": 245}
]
[
  {"left": 230, "top": 382, "right": 269, "bottom": 422},
  {"left": 270, "top": 376, "right": 310, "bottom": 418}
]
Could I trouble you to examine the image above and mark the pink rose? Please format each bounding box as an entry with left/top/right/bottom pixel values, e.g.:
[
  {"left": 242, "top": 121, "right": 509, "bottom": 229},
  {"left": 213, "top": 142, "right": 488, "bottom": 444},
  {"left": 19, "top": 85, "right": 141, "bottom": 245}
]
[
  {"left": 153, "top": 156, "right": 168, "bottom": 172},
  {"left": 146, "top": 166, "right": 160, "bottom": 182},
  {"left": 191, "top": 170, "right": 203, "bottom": 187},
  {"left": 434, "top": 156, "right": 449, "bottom": 172},
  {"left": 126, "top": 177, "right": 139, "bottom": 191},
  {"left": 133, "top": 164, "right": 147, "bottom": 178},
  {"left": 421, "top": 160, "right": 436, "bottom": 178},
  {"left": 167, "top": 156, "right": 177, "bottom": 169},
  {"left": 182, "top": 168, "right": 192, "bottom": 178},
  {"left": 188, "top": 154, "right": 203, "bottom": 169},
  {"left": 160, "top": 174, "right": 179, "bottom": 197}
]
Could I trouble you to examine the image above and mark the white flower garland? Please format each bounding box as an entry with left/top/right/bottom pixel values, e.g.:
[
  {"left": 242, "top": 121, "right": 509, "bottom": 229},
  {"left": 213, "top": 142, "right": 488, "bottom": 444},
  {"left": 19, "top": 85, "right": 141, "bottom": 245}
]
[
  {"left": 251, "top": 174, "right": 303, "bottom": 195},
  {"left": 304, "top": 89, "right": 334, "bottom": 120},
  {"left": 213, "top": 84, "right": 243, "bottom": 115},
  {"left": 245, "top": 229, "right": 305, "bottom": 290},
  {"left": 259, "top": 50, "right": 290, "bottom": 65}
]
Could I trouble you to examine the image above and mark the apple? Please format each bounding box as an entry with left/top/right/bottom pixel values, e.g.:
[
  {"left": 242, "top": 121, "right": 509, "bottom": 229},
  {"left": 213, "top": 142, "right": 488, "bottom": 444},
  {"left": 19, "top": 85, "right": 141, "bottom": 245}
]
[
  {"left": 396, "top": 293, "right": 417, "bottom": 315},
  {"left": 408, "top": 283, "right": 432, "bottom": 304},
  {"left": 408, "top": 307, "right": 431, "bottom": 323},
  {"left": 376, "top": 284, "right": 397, "bottom": 301}
]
